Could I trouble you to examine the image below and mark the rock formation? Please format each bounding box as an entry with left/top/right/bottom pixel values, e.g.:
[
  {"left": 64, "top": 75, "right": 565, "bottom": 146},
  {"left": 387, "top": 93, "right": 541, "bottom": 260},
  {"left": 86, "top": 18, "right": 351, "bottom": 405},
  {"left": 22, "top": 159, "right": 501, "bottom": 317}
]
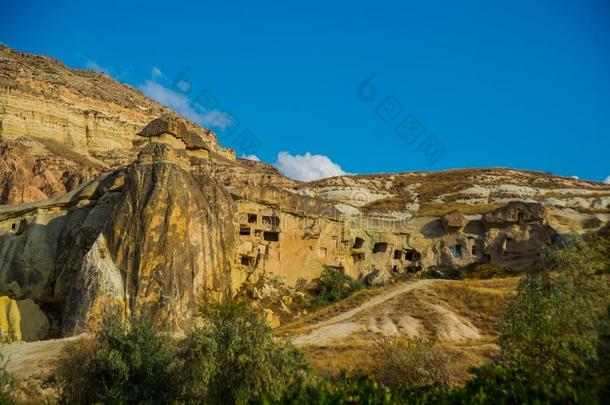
[{"left": 0, "top": 45, "right": 609, "bottom": 337}]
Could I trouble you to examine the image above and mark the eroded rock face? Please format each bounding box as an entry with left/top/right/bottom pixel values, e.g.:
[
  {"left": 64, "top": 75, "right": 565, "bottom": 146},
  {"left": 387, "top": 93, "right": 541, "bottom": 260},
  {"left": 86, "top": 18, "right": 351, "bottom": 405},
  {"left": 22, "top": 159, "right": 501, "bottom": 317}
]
[
  {"left": 0, "top": 142, "right": 236, "bottom": 336},
  {"left": 482, "top": 202, "right": 546, "bottom": 229},
  {"left": 0, "top": 45, "right": 234, "bottom": 167},
  {"left": 102, "top": 142, "right": 236, "bottom": 331},
  {"left": 0, "top": 140, "right": 63, "bottom": 204}
]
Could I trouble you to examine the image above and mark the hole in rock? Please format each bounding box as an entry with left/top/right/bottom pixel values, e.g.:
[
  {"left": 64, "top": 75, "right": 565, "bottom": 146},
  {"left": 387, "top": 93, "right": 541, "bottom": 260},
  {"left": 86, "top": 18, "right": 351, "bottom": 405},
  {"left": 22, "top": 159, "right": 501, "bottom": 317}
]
[
  {"left": 372, "top": 242, "right": 388, "bottom": 253},
  {"left": 263, "top": 231, "right": 279, "bottom": 242}
]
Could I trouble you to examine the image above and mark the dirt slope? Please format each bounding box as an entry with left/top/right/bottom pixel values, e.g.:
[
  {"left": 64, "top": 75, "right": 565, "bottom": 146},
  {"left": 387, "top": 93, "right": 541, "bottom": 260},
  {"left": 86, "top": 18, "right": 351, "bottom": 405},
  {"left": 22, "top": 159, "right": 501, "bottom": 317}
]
[{"left": 278, "top": 277, "right": 518, "bottom": 377}]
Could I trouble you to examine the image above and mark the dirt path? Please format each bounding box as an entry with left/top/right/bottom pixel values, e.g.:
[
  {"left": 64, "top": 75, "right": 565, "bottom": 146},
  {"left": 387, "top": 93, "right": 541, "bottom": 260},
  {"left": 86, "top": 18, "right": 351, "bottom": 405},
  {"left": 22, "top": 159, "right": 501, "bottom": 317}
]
[
  {"left": 0, "top": 335, "right": 81, "bottom": 378},
  {"left": 290, "top": 279, "right": 481, "bottom": 346},
  {"left": 309, "top": 279, "right": 435, "bottom": 330}
]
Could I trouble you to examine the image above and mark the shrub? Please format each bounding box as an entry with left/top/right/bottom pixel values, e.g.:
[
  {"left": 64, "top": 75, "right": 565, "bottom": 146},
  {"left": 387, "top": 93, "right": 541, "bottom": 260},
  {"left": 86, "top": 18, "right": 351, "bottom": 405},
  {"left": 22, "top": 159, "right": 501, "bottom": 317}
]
[
  {"left": 179, "top": 297, "right": 313, "bottom": 404},
  {"left": 0, "top": 354, "right": 17, "bottom": 405},
  {"left": 460, "top": 263, "right": 509, "bottom": 279},
  {"left": 309, "top": 267, "right": 364, "bottom": 308},
  {"left": 265, "top": 372, "right": 444, "bottom": 404},
  {"left": 54, "top": 308, "right": 175, "bottom": 404},
  {"left": 54, "top": 300, "right": 312, "bottom": 404},
  {"left": 451, "top": 363, "right": 599, "bottom": 404},
  {"left": 421, "top": 264, "right": 510, "bottom": 280},
  {"left": 370, "top": 336, "right": 456, "bottom": 390}
]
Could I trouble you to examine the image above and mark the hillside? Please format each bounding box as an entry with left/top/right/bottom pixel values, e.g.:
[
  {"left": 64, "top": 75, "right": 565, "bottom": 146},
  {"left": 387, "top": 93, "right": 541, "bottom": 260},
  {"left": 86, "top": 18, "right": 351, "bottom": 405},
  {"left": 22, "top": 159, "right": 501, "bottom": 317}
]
[{"left": 0, "top": 44, "right": 607, "bottom": 346}]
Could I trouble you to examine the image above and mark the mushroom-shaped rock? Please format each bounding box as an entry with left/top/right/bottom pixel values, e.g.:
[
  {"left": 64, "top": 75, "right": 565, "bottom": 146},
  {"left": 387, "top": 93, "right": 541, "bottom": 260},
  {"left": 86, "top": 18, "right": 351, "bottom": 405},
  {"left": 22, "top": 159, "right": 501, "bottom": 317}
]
[
  {"left": 139, "top": 115, "right": 188, "bottom": 139},
  {"left": 139, "top": 116, "right": 210, "bottom": 152},
  {"left": 441, "top": 210, "right": 468, "bottom": 232},
  {"left": 482, "top": 202, "right": 546, "bottom": 229}
]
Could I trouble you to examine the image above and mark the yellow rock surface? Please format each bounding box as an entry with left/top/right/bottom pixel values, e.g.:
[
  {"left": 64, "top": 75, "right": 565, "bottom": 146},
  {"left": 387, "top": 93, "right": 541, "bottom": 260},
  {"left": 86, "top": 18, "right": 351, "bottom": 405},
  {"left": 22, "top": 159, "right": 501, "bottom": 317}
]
[{"left": 0, "top": 296, "right": 22, "bottom": 342}]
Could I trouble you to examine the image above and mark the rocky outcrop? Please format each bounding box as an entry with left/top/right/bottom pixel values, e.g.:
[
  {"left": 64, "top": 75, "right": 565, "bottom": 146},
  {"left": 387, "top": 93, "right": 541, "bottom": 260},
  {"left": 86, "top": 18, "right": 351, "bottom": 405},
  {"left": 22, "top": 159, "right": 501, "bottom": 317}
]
[
  {"left": 0, "top": 141, "right": 236, "bottom": 335},
  {"left": 482, "top": 202, "right": 546, "bottom": 229},
  {"left": 99, "top": 142, "right": 236, "bottom": 331},
  {"left": 0, "top": 138, "right": 103, "bottom": 205},
  {"left": 0, "top": 139, "right": 64, "bottom": 204},
  {"left": 442, "top": 210, "right": 467, "bottom": 232},
  {"left": 0, "top": 45, "right": 233, "bottom": 175}
]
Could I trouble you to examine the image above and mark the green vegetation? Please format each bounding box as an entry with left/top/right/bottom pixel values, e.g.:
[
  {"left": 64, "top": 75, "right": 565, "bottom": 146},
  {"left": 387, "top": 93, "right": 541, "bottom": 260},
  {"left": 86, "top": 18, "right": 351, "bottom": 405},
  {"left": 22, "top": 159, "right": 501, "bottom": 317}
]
[
  {"left": 54, "top": 299, "right": 311, "bottom": 404},
  {"left": 177, "top": 298, "right": 312, "bottom": 403},
  {"left": 309, "top": 267, "right": 364, "bottom": 309},
  {"left": 0, "top": 354, "right": 17, "bottom": 405},
  {"left": 421, "top": 263, "right": 510, "bottom": 280},
  {"left": 54, "top": 309, "right": 175, "bottom": 404}
]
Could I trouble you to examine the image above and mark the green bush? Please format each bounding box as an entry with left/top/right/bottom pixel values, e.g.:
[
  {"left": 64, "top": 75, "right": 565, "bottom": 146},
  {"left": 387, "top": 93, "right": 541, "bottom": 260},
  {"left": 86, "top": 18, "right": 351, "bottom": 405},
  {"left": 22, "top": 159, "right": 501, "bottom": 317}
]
[
  {"left": 0, "top": 354, "right": 17, "bottom": 405},
  {"left": 54, "top": 308, "right": 175, "bottom": 404},
  {"left": 460, "top": 263, "right": 509, "bottom": 279},
  {"left": 263, "top": 372, "right": 444, "bottom": 404},
  {"left": 421, "top": 264, "right": 509, "bottom": 280},
  {"left": 309, "top": 267, "right": 364, "bottom": 309},
  {"left": 55, "top": 300, "right": 312, "bottom": 404},
  {"left": 179, "top": 297, "right": 313, "bottom": 404}
]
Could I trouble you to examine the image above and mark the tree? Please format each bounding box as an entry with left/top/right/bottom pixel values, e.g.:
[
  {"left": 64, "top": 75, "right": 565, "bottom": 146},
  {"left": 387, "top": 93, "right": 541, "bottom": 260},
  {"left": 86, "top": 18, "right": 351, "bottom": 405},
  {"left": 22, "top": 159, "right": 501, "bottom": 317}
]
[
  {"left": 54, "top": 308, "right": 175, "bottom": 404},
  {"left": 474, "top": 234, "right": 610, "bottom": 403},
  {"left": 309, "top": 267, "right": 363, "bottom": 308},
  {"left": 188, "top": 297, "right": 313, "bottom": 404}
]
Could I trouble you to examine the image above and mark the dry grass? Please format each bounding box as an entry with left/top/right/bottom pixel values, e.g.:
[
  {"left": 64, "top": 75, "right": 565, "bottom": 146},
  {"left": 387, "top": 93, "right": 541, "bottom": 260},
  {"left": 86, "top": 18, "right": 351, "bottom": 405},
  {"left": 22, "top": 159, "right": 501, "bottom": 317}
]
[
  {"left": 301, "top": 344, "right": 373, "bottom": 377},
  {"left": 417, "top": 202, "right": 501, "bottom": 216},
  {"left": 275, "top": 287, "right": 384, "bottom": 335},
  {"left": 429, "top": 278, "right": 519, "bottom": 337},
  {"left": 361, "top": 192, "right": 414, "bottom": 212},
  {"left": 278, "top": 277, "right": 519, "bottom": 381}
]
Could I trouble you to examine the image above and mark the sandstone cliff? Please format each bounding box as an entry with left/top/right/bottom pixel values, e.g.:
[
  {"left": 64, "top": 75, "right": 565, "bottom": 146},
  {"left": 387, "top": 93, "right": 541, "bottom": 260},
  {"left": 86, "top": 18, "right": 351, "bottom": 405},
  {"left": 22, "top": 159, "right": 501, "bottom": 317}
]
[{"left": 0, "top": 140, "right": 235, "bottom": 336}]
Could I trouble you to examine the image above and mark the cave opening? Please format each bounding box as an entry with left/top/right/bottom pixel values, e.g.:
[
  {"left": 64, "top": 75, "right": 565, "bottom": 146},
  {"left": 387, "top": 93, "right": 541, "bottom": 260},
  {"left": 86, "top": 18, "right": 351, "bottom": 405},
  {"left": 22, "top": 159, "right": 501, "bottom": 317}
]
[
  {"left": 263, "top": 231, "right": 279, "bottom": 242},
  {"left": 373, "top": 242, "right": 388, "bottom": 253}
]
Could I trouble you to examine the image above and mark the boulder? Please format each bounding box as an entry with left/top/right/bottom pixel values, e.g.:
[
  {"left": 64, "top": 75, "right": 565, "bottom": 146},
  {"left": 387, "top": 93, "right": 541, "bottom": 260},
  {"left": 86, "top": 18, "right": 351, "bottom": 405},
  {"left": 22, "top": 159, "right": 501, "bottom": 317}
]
[
  {"left": 0, "top": 296, "right": 21, "bottom": 341},
  {"left": 482, "top": 202, "right": 546, "bottom": 229},
  {"left": 139, "top": 116, "right": 209, "bottom": 150},
  {"left": 365, "top": 269, "right": 392, "bottom": 286},
  {"left": 16, "top": 299, "right": 49, "bottom": 341},
  {"left": 263, "top": 308, "right": 280, "bottom": 328},
  {"left": 441, "top": 210, "right": 468, "bottom": 232}
]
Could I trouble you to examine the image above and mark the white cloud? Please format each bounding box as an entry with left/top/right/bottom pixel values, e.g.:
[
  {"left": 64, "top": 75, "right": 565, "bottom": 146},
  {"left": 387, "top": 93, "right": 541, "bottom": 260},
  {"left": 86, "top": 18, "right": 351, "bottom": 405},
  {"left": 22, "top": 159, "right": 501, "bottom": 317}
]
[
  {"left": 85, "top": 60, "right": 110, "bottom": 75},
  {"left": 275, "top": 151, "right": 348, "bottom": 182},
  {"left": 200, "top": 109, "right": 234, "bottom": 130},
  {"left": 139, "top": 77, "right": 232, "bottom": 130},
  {"left": 570, "top": 176, "right": 579, "bottom": 179},
  {"left": 241, "top": 154, "right": 260, "bottom": 161},
  {"left": 604, "top": 176, "right": 610, "bottom": 184}
]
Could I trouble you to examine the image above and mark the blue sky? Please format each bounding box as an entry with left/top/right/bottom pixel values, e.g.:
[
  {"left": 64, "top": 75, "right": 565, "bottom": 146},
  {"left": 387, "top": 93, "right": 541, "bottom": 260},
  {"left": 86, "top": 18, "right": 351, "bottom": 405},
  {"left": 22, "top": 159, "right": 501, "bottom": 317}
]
[{"left": 2, "top": 0, "right": 609, "bottom": 182}]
